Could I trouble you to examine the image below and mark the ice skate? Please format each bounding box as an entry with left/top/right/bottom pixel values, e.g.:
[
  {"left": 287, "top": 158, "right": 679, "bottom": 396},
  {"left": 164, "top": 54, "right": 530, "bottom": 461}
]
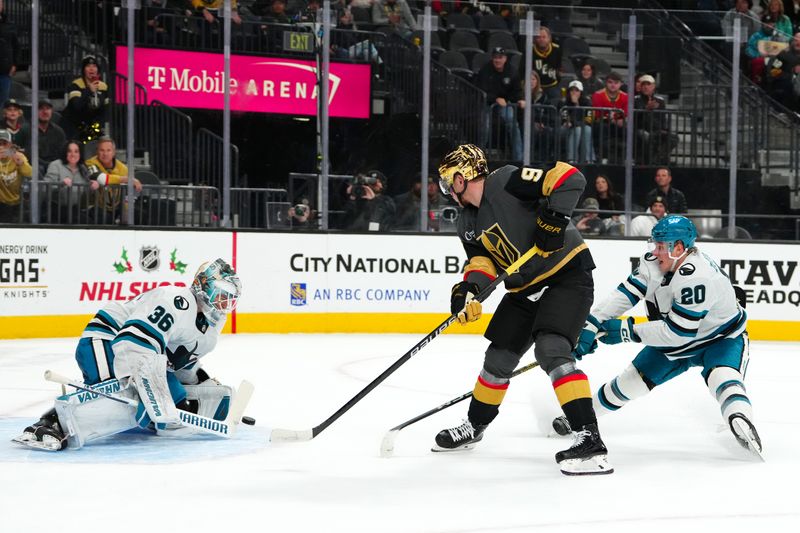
[
  {"left": 555, "top": 423, "right": 614, "bottom": 475},
  {"left": 12, "top": 409, "right": 68, "bottom": 452},
  {"left": 432, "top": 419, "right": 487, "bottom": 452},
  {"left": 551, "top": 415, "right": 571, "bottom": 436},
  {"left": 728, "top": 413, "right": 764, "bottom": 461}
]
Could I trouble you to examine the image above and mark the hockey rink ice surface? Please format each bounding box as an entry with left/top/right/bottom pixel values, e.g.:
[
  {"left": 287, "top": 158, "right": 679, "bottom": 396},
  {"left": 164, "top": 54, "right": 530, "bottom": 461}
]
[{"left": 1, "top": 333, "right": 798, "bottom": 532}]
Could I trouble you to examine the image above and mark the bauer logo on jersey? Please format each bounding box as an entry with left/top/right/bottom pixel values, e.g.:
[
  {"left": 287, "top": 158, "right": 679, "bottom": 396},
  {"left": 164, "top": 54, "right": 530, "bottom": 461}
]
[
  {"left": 139, "top": 246, "right": 161, "bottom": 272},
  {"left": 290, "top": 283, "right": 307, "bottom": 306}
]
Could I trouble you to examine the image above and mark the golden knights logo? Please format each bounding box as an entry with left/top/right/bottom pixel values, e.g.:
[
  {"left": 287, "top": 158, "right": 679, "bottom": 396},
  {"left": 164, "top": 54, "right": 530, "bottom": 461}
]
[
  {"left": 139, "top": 246, "right": 160, "bottom": 272},
  {"left": 290, "top": 283, "right": 307, "bottom": 306},
  {"left": 479, "top": 224, "right": 520, "bottom": 269}
]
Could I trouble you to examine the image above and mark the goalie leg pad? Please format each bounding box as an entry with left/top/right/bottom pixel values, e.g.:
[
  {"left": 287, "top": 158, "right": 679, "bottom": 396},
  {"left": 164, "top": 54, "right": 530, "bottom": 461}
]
[
  {"left": 184, "top": 383, "right": 233, "bottom": 421},
  {"left": 53, "top": 378, "right": 139, "bottom": 449}
]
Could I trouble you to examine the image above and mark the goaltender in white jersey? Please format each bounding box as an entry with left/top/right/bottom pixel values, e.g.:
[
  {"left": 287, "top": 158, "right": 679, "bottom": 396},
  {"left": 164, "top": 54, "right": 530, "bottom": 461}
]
[
  {"left": 13, "top": 258, "right": 243, "bottom": 451},
  {"left": 553, "top": 215, "right": 762, "bottom": 458}
]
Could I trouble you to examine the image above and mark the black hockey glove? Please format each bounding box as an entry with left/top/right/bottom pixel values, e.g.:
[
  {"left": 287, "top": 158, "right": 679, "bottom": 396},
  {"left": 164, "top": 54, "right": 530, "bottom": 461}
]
[
  {"left": 450, "top": 281, "right": 482, "bottom": 325},
  {"left": 533, "top": 208, "right": 570, "bottom": 255}
]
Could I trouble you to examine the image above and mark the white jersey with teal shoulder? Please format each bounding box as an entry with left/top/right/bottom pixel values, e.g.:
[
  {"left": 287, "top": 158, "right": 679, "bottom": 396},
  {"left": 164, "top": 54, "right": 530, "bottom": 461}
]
[
  {"left": 82, "top": 285, "right": 224, "bottom": 378},
  {"left": 592, "top": 249, "right": 747, "bottom": 359}
]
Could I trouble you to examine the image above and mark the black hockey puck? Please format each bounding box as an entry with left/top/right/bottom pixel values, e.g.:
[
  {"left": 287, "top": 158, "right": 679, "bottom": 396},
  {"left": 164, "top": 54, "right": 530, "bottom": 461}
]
[{"left": 241, "top": 416, "right": 256, "bottom": 426}]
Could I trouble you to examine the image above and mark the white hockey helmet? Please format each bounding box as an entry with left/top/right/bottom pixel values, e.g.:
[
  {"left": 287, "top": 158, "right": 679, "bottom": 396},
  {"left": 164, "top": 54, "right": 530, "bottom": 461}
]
[{"left": 191, "top": 259, "right": 242, "bottom": 318}]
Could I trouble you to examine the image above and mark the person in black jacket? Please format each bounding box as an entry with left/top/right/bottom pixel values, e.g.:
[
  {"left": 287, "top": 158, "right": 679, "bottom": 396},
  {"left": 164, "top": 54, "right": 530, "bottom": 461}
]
[
  {"left": 0, "top": 1, "right": 19, "bottom": 107},
  {"left": 63, "top": 56, "right": 110, "bottom": 144},
  {"left": 476, "top": 47, "right": 522, "bottom": 161},
  {"left": 343, "top": 170, "right": 396, "bottom": 232}
]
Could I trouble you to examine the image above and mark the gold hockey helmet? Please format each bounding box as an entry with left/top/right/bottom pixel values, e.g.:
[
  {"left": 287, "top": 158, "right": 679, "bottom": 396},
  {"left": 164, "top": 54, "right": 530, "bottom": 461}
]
[{"left": 437, "top": 144, "right": 489, "bottom": 195}]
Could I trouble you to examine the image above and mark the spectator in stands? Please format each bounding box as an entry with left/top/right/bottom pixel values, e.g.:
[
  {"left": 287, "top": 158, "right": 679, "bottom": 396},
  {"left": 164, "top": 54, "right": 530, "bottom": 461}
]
[
  {"left": 763, "top": 0, "right": 793, "bottom": 38},
  {"left": 44, "top": 140, "right": 96, "bottom": 221},
  {"left": 393, "top": 176, "right": 441, "bottom": 231},
  {"left": 518, "top": 70, "right": 557, "bottom": 161},
  {"left": 766, "top": 31, "right": 800, "bottom": 108},
  {"left": 138, "top": 0, "right": 182, "bottom": 45},
  {"left": 372, "top": 0, "right": 417, "bottom": 37},
  {"left": 558, "top": 80, "right": 594, "bottom": 164},
  {"left": 255, "top": 0, "right": 291, "bottom": 23},
  {"left": 577, "top": 61, "right": 603, "bottom": 97},
  {"left": 84, "top": 137, "right": 142, "bottom": 224},
  {"left": 0, "top": 129, "right": 31, "bottom": 223},
  {"left": 591, "top": 71, "right": 628, "bottom": 164},
  {"left": 591, "top": 174, "right": 623, "bottom": 219},
  {"left": 646, "top": 167, "right": 687, "bottom": 214},
  {"left": 526, "top": 26, "right": 562, "bottom": 103},
  {"left": 477, "top": 47, "right": 522, "bottom": 161},
  {"left": 0, "top": 1, "right": 19, "bottom": 107},
  {"left": 634, "top": 74, "right": 678, "bottom": 165},
  {"left": 572, "top": 197, "right": 605, "bottom": 236},
  {"left": 63, "top": 56, "right": 110, "bottom": 145},
  {"left": 2, "top": 98, "right": 30, "bottom": 155},
  {"left": 344, "top": 170, "right": 396, "bottom": 231},
  {"left": 722, "top": 0, "right": 760, "bottom": 40},
  {"left": 37, "top": 100, "right": 67, "bottom": 176},
  {"left": 190, "top": 0, "right": 243, "bottom": 25},
  {"left": 783, "top": 0, "right": 800, "bottom": 31},
  {"left": 630, "top": 195, "right": 668, "bottom": 237},
  {"left": 746, "top": 19, "right": 788, "bottom": 84}
]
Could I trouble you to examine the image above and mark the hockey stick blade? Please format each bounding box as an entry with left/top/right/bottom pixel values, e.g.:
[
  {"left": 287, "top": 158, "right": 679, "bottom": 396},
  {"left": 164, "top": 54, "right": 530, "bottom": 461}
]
[
  {"left": 379, "top": 430, "right": 399, "bottom": 458},
  {"left": 270, "top": 428, "right": 314, "bottom": 442}
]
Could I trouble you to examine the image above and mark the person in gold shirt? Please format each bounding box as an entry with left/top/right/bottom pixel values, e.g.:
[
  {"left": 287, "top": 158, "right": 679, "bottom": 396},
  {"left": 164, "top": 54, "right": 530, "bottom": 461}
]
[
  {"left": 0, "top": 129, "right": 32, "bottom": 223},
  {"left": 85, "top": 136, "right": 141, "bottom": 224}
]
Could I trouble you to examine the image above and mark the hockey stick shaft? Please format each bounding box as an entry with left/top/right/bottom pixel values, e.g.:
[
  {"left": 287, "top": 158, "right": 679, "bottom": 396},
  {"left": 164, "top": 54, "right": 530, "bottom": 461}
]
[
  {"left": 389, "top": 361, "right": 540, "bottom": 434},
  {"left": 270, "top": 245, "right": 543, "bottom": 443},
  {"left": 45, "top": 370, "right": 239, "bottom": 438}
]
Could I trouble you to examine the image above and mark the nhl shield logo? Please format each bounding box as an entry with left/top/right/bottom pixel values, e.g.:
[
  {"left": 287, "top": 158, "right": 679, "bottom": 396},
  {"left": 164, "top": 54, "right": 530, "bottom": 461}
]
[
  {"left": 290, "top": 283, "right": 307, "bottom": 306},
  {"left": 139, "top": 246, "right": 161, "bottom": 272}
]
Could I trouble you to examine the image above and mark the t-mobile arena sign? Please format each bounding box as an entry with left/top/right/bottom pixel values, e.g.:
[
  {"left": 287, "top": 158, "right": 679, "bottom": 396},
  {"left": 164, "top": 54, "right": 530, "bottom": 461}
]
[{"left": 115, "top": 46, "right": 371, "bottom": 119}]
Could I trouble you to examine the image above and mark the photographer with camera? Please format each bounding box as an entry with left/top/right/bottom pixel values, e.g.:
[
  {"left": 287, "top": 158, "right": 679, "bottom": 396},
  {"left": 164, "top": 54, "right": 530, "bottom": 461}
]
[
  {"left": 287, "top": 197, "right": 317, "bottom": 229},
  {"left": 0, "top": 129, "right": 32, "bottom": 223},
  {"left": 343, "top": 170, "right": 396, "bottom": 232}
]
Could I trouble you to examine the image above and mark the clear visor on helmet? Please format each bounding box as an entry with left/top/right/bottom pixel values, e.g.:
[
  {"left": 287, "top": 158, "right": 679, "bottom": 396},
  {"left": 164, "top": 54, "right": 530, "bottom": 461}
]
[
  {"left": 647, "top": 239, "right": 674, "bottom": 253},
  {"left": 208, "top": 277, "right": 241, "bottom": 313},
  {"left": 438, "top": 177, "right": 453, "bottom": 196}
]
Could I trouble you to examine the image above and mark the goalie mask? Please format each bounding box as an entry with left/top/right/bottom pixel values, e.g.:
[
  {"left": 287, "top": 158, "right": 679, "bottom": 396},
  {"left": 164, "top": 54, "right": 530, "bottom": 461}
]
[
  {"left": 191, "top": 259, "right": 242, "bottom": 320},
  {"left": 437, "top": 144, "right": 488, "bottom": 196}
]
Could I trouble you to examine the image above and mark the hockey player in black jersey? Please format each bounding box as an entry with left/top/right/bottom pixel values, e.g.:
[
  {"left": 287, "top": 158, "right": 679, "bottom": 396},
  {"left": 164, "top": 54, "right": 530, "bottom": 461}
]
[{"left": 433, "top": 144, "right": 612, "bottom": 475}]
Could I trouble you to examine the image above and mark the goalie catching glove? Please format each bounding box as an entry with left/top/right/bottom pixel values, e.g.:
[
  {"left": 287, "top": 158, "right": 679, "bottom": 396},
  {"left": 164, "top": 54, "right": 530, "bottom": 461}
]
[
  {"left": 534, "top": 207, "right": 570, "bottom": 255},
  {"left": 451, "top": 281, "right": 482, "bottom": 325}
]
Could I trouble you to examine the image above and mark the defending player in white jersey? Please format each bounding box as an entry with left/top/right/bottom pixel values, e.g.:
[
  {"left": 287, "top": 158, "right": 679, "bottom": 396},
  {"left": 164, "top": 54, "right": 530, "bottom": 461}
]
[
  {"left": 552, "top": 215, "right": 762, "bottom": 457},
  {"left": 13, "top": 258, "right": 243, "bottom": 451}
]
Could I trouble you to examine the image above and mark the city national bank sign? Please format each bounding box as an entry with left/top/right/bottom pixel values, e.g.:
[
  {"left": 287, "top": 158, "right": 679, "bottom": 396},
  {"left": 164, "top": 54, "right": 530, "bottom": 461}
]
[{"left": 114, "top": 46, "right": 371, "bottom": 119}]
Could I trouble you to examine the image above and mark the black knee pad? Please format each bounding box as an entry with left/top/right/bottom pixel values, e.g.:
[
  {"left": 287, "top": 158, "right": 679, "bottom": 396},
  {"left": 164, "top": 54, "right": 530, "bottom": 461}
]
[
  {"left": 533, "top": 332, "right": 574, "bottom": 374},
  {"left": 483, "top": 343, "right": 523, "bottom": 380}
]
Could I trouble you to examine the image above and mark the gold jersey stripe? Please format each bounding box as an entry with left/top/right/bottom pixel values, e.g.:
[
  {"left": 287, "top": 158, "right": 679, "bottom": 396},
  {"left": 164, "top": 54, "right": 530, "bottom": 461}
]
[
  {"left": 541, "top": 162, "right": 578, "bottom": 196},
  {"left": 554, "top": 376, "right": 591, "bottom": 406},
  {"left": 473, "top": 379, "right": 509, "bottom": 406},
  {"left": 507, "top": 243, "right": 588, "bottom": 293}
]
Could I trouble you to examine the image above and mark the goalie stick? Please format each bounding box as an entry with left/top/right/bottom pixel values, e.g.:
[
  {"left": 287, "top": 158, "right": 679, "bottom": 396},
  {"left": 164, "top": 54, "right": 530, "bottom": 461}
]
[
  {"left": 44, "top": 370, "right": 254, "bottom": 439},
  {"left": 379, "top": 361, "right": 540, "bottom": 458},
  {"left": 270, "top": 244, "right": 544, "bottom": 443}
]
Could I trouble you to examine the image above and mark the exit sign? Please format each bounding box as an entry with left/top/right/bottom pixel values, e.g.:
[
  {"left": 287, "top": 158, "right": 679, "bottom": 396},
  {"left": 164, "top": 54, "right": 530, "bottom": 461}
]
[{"left": 283, "top": 31, "right": 315, "bottom": 53}]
